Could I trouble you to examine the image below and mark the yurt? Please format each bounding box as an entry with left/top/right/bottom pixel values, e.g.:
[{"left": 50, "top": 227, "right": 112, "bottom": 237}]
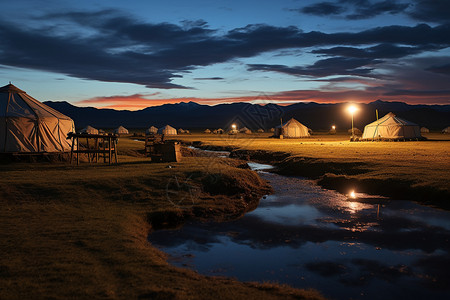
[
  {"left": 348, "top": 128, "right": 362, "bottom": 135},
  {"left": 361, "top": 112, "right": 421, "bottom": 140},
  {"left": 257, "top": 128, "right": 264, "bottom": 133},
  {"left": 442, "top": 127, "right": 450, "bottom": 134},
  {"left": 80, "top": 125, "right": 98, "bottom": 134},
  {"left": 204, "top": 129, "right": 211, "bottom": 134},
  {"left": 146, "top": 126, "right": 158, "bottom": 135},
  {"left": 274, "top": 118, "right": 310, "bottom": 138},
  {"left": 158, "top": 125, "right": 177, "bottom": 135},
  {"left": 420, "top": 127, "right": 430, "bottom": 133},
  {"left": 216, "top": 128, "right": 224, "bottom": 134},
  {"left": 178, "top": 128, "right": 185, "bottom": 134},
  {"left": 114, "top": 126, "right": 129, "bottom": 135},
  {"left": 0, "top": 83, "right": 75, "bottom": 153},
  {"left": 239, "top": 127, "right": 252, "bottom": 134}
]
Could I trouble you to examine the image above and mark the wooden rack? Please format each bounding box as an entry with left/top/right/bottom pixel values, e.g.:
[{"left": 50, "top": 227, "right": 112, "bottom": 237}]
[{"left": 67, "top": 132, "right": 118, "bottom": 165}]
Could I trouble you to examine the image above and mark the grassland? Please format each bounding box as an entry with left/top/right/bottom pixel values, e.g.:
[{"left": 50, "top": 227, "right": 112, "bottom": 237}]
[
  {"left": 176, "top": 132, "right": 450, "bottom": 208},
  {"left": 0, "top": 139, "right": 323, "bottom": 300}
]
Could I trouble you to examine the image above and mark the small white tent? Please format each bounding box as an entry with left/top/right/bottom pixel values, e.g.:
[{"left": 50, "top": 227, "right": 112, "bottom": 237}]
[
  {"left": 420, "top": 127, "right": 430, "bottom": 133},
  {"left": 146, "top": 126, "right": 158, "bottom": 135},
  {"left": 257, "top": 128, "right": 264, "bottom": 133},
  {"left": 204, "top": 129, "right": 211, "bottom": 134},
  {"left": 114, "top": 126, "right": 129, "bottom": 135},
  {"left": 274, "top": 118, "right": 310, "bottom": 138},
  {"left": 442, "top": 127, "right": 450, "bottom": 134},
  {"left": 0, "top": 83, "right": 75, "bottom": 153},
  {"left": 239, "top": 127, "right": 252, "bottom": 134},
  {"left": 361, "top": 112, "right": 421, "bottom": 140},
  {"left": 80, "top": 125, "right": 98, "bottom": 134},
  {"left": 158, "top": 125, "right": 177, "bottom": 135}
]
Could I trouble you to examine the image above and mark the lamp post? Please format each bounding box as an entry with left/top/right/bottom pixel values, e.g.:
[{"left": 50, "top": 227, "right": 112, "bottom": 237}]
[{"left": 347, "top": 105, "right": 358, "bottom": 140}]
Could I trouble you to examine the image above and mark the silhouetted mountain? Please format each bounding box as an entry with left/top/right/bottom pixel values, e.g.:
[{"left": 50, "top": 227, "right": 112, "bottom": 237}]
[{"left": 44, "top": 100, "right": 450, "bottom": 131}]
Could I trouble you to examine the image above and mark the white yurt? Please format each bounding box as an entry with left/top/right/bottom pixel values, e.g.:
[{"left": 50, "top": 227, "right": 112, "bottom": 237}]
[
  {"left": 0, "top": 83, "right": 75, "bottom": 153},
  {"left": 114, "top": 126, "right": 129, "bottom": 135},
  {"left": 80, "top": 125, "right": 98, "bottom": 134},
  {"left": 361, "top": 112, "right": 421, "bottom": 140},
  {"left": 204, "top": 129, "right": 211, "bottom": 134},
  {"left": 178, "top": 128, "right": 185, "bottom": 134},
  {"left": 420, "top": 127, "right": 430, "bottom": 133},
  {"left": 442, "top": 127, "right": 450, "bottom": 134},
  {"left": 274, "top": 118, "right": 310, "bottom": 138},
  {"left": 257, "top": 128, "right": 264, "bottom": 133},
  {"left": 239, "top": 127, "right": 252, "bottom": 134},
  {"left": 158, "top": 125, "right": 177, "bottom": 135},
  {"left": 146, "top": 126, "right": 158, "bottom": 135},
  {"left": 216, "top": 128, "right": 224, "bottom": 134}
]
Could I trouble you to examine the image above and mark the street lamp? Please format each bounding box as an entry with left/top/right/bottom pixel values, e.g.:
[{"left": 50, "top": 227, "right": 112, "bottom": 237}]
[
  {"left": 347, "top": 105, "right": 358, "bottom": 140},
  {"left": 331, "top": 125, "right": 336, "bottom": 130}
]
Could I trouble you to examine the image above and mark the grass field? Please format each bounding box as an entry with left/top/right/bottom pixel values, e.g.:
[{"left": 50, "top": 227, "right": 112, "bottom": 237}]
[
  {"left": 0, "top": 140, "right": 323, "bottom": 300},
  {"left": 175, "top": 132, "right": 450, "bottom": 206}
]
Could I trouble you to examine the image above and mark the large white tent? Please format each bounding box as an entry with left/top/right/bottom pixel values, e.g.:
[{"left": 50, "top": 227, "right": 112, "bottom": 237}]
[
  {"left": 361, "top": 112, "right": 422, "bottom": 140},
  {"left": 0, "top": 83, "right": 75, "bottom": 153},
  {"left": 158, "top": 125, "right": 177, "bottom": 135},
  {"left": 274, "top": 118, "right": 310, "bottom": 138},
  {"left": 114, "top": 125, "right": 129, "bottom": 135}
]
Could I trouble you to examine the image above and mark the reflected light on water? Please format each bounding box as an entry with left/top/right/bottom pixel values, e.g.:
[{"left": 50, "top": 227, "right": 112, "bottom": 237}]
[{"left": 349, "top": 190, "right": 356, "bottom": 199}]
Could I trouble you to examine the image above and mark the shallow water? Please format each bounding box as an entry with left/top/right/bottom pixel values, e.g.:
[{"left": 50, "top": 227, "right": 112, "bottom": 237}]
[{"left": 149, "top": 164, "right": 450, "bottom": 300}]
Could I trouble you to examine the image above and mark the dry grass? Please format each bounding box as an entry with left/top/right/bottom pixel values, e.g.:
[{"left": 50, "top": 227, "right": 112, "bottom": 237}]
[
  {"left": 0, "top": 139, "right": 324, "bottom": 299},
  {"left": 177, "top": 132, "right": 450, "bottom": 199}
]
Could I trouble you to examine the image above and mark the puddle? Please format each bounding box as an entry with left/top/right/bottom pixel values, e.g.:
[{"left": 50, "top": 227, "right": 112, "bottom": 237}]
[{"left": 149, "top": 159, "right": 450, "bottom": 300}]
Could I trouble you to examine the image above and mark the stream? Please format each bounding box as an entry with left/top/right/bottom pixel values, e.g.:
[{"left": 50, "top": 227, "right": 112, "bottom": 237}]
[{"left": 149, "top": 157, "right": 450, "bottom": 299}]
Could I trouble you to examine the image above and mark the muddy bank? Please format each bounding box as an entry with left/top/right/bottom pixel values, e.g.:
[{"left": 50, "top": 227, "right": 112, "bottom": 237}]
[{"left": 181, "top": 142, "right": 450, "bottom": 209}]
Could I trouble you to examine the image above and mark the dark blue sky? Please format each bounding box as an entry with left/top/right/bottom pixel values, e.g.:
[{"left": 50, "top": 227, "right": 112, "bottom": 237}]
[{"left": 1, "top": 0, "right": 449, "bottom": 109}]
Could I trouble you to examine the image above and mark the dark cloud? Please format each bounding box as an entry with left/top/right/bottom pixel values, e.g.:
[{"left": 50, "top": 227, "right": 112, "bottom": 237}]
[
  {"left": 298, "top": 2, "right": 345, "bottom": 16},
  {"left": 426, "top": 63, "right": 450, "bottom": 75},
  {"left": 193, "top": 77, "right": 224, "bottom": 80},
  {"left": 346, "top": 0, "right": 410, "bottom": 20},
  {"left": 312, "top": 44, "right": 443, "bottom": 59},
  {"left": 408, "top": 0, "right": 450, "bottom": 23},
  {"left": 248, "top": 56, "right": 379, "bottom": 78},
  {"left": 298, "top": 0, "right": 410, "bottom": 20},
  {"left": 0, "top": 9, "right": 449, "bottom": 89}
]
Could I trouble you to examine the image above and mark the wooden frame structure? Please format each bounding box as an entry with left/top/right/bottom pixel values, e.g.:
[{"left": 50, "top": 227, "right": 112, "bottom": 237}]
[{"left": 67, "top": 132, "right": 118, "bottom": 165}]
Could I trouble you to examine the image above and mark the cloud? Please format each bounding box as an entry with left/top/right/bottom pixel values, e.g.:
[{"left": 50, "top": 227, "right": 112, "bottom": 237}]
[
  {"left": 408, "top": 0, "right": 450, "bottom": 23},
  {"left": 297, "top": 2, "right": 345, "bottom": 16},
  {"left": 298, "top": 0, "right": 410, "bottom": 20},
  {"left": 0, "top": 9, "right": 449, "bottom": 93}
]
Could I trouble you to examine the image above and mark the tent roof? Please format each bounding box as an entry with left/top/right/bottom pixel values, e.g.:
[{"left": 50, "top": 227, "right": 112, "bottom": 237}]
[
  {"left": 365, "top": 112, "right": 418, "bottom": 127},
  {"left": 276, "top": 118, "right": 308, "bottom": 129},
  {"left": 0, "top": 83, "right": 26, "bottom": 93}
]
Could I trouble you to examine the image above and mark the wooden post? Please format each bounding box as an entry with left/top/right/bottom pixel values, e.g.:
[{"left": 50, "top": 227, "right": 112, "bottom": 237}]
[
  {"left": 108, "top": 136, "right": 112, "bottom": 165},
  {"left": 69, "top": 134, "right": 74, "bottom": 164},
  {"left": 76, "top": 136, "right": 79, "bottom": 165}
]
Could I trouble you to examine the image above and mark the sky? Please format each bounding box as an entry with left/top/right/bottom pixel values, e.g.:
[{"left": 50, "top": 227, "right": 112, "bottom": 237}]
[{"left": 1, "top": 0, "right": 449, "bottom": 110}]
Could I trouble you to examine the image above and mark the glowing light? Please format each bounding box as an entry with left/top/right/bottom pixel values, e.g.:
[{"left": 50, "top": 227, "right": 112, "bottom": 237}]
[
  {"left": 349, "top": 190, "right": 356, "bottom": 199},
  {"left": 331, "top": 125, "right": 336, "bottom": 130},
  {"left": 347, "top": 105, "right": 358, "bottom": 115},
  {"left": 231, "top": 124, "right": 236, "bottom": 129}
]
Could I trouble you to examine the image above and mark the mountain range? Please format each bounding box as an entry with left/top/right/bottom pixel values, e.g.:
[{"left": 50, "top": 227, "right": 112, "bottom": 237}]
[{"left": 44, "top": 100, "right": 450, "bottom": 131}]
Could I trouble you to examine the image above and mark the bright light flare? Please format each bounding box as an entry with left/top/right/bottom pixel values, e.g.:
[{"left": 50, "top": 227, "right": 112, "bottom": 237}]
[
  {"left": 347, "top": 105, "right": 358, "bottom": 115},
  {"left": 231, "top": 124, "right": 236, "bottom": 129},
  {"left": 331, "top": 125, "right": 336, "bottom": 130},
  {"left": 349, "top": 190, "right": 356, "bottom": 199}
]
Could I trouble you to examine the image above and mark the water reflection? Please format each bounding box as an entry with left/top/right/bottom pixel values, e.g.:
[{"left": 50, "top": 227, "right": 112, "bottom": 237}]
[{"left": 149, "top": 170, "right": 450, "bottom": 300}]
